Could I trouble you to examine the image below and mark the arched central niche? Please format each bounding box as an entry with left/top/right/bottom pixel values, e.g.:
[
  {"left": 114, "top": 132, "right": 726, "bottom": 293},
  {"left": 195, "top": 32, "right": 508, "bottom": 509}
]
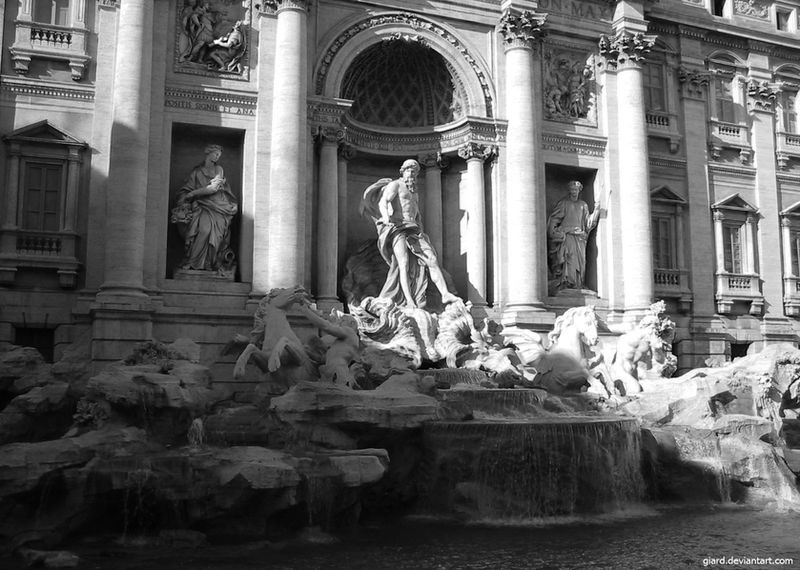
[{"left": 341, "top": 39, "right": 467, "bottom": 129}]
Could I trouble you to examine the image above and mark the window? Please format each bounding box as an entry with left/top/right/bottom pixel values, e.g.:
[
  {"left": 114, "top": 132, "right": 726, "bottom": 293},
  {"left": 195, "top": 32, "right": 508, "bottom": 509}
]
[
  {"left": 0, "top": 121, "right": 86, "bottom": 288},
  {"left": 32, "top": 0, "right": 70, "bottom": 26},
  {"left": 652, "top": 215, "right": 675, "bottom": 269},
  {"left": 712, "top": 195, "right": 762, "bottom": 315},
  {"left": 23, "top": 162, "right": 63, "bottom": 232},
  {"left": 792, "top": 230, "right": 800, "bottom": 277},
  {"left": 723, "top": 223, "right": 743, "bottom": 273},
  {"left": 713, "top": 0, "right": 728, "bottom": 17},
  {"left": 643, "top": 63, "right": 665, "bottom": 112},
  {"left": 714, "top": 76, "right": 736, "bottom": 123},
  {"left": 781, "top": 91, "right": 798, "bottom": 133},
  {"left": 777, "top": 9, "right": 792, "bottom": 30},
  {"left": 9, "top": 0, "right": 90, "bottom": 81}
]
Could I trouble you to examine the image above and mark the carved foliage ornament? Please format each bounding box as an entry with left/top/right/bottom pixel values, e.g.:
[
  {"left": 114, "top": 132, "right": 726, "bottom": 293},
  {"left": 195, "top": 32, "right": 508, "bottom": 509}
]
[
  {"left": 598, "top": 32, "right": 655, "bottom": 69},
  {"left": 678, "top": 66, "right": 710, "bottom": 98},
  {"left": 457, "top": 142, "right": 496, "bottom": 161},
  {"left": 498, "top": 10, "right": 547, "bottom": 49},
  {"left": 747, "top": 79, "right": 781, "bottom": 112}
]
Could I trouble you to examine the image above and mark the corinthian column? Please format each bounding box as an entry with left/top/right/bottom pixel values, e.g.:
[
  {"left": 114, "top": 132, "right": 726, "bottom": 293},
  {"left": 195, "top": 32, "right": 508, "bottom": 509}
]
[
  {"left": 499, "top": 8, "right": 547, "bottom": 324},
  {"left": 267, "top": 0, "right": 308, "bottom": 289},
  {"left": 599, "top": 8, "right": 655, "bottom": 319},
  {"left": 97, "top": 0, "right": 153, "bottom": 300},
  {"left": 458, "top": 142, "right": 492, "bottom": 306},
  {"left": 315, "top": 126, "right": 343, "bottom": 311}
]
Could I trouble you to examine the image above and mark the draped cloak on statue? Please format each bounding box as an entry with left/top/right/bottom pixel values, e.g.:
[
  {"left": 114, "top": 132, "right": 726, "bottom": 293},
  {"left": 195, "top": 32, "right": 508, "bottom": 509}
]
[{"left": 360, "top": 178, "right": 440, "bottom": 308}]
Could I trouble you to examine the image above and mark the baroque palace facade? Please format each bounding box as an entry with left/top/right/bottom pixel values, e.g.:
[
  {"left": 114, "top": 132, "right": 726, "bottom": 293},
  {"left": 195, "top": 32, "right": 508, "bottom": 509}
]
[{"left": 2, "top": 0, "right": 800, "bottom": 375}]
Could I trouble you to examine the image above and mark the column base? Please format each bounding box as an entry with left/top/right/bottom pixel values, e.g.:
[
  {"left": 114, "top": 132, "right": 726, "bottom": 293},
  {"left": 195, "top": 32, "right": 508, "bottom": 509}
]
[
  {"left": 90, "top": 302, "right": 155, "bottom": 365},
  {"left": 315, "top": 296, "right": 344, "bottom": 314},
  {"left": 501, "top": 305, "right": 555, "bottom": 329}
]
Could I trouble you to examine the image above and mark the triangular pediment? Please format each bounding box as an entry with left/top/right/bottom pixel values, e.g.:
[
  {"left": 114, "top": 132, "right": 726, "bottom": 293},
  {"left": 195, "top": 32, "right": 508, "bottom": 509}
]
[
  {"left": 3, "top": 120, "right": 86, "bottom": 147},
  {"left": 712, "top": 193, "right": 757, "bottom": 213},
  {"left": 781, "top": 200, "right": 800, "bottom": 216},
  {"left": 650, "top": 185, "right": 686, "bottom": 204}
]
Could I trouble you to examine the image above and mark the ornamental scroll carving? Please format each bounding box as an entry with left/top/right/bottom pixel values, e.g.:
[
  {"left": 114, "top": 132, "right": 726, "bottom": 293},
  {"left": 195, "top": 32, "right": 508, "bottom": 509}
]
[
  {"left": 734, "top": 0, "right": 769, "bottom": 19},
  {"left": 598, "top": 32, "right": 655, "bottom": 69},
  {"left": 543, "top": 48, "right": 595, "bottom": 122},
  {"left": 747, "top": 80, "right": 780, "bottom": 112},
  {"left": 175, "top": 0, "right": 251, "bottom": 80},
  {"left": 678, "top": 66, "right": 710, "bottom": 99},
  {"left": 498, "top": 10, "right": 547, "bottom": 49}
]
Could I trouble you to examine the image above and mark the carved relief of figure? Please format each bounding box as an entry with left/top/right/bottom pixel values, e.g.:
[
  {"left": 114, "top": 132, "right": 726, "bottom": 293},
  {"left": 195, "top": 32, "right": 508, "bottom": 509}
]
[
  {"left": 547, "top": 180, "right": 601, "bottom": 293},
  {"left": 360, "top": 159, "right": 459, "bottom": 309},
  {"left": 171, "top": 144, "right": 238, "bottom": 274},
  {"left": 185, "top": 1, "right": 216, "bottom": 63},
  {"left": 543, "top": 51, "right": 593, "bottom": 121},
  {"left": 208, "top": 20, "right": 245, "bottom": 72},
  {"left": 178, "top": 0, "right": 198, "bottom": 61}
]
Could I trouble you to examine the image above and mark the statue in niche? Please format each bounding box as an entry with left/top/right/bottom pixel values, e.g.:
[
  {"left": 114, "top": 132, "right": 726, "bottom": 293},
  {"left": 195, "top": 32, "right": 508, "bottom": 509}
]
[
  {"left": 170, "top": 144, "right": 238, "bottom": 275},
  {"left": 547, "top": 180, "right": 602, "bottom": 294},
  {"left": 360, "top": 159, "right": 459, "bottom": 309},
  {"left": 543, "top": 50, "right": 593, "bottom": 121},
  {"left": 177, "top": 0, "right": 247, "bottom": 73}
]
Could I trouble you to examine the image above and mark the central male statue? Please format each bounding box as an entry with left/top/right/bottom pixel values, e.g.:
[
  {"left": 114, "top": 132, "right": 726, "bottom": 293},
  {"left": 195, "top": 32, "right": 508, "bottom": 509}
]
[{"left": 361, "top": 159, "right": 459, "bottom": 309}]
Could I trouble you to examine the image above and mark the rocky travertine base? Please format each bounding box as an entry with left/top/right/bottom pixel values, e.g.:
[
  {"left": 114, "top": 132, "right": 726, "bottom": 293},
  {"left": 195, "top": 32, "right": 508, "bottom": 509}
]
[
  {"left": 626, "top": 344, "right": 800, "bottom": 508},
  {"left": 0, "top": 340, "right": 400, "bottom": 555}
]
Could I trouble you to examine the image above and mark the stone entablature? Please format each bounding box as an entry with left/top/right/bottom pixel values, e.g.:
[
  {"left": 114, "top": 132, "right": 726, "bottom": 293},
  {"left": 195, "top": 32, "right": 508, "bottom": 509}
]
[
  {"left": 341, "top": 116, "right": 506, "bottom": 156},
  {"left": 164, "top": 87, "right": 257, "bottom": 116}
]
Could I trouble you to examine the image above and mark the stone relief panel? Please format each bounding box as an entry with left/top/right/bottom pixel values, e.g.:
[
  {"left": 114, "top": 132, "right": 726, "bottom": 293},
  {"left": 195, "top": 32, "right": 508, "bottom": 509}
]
[
  {"left": 542, "top": 47, "right": 596, "bottom": 125},
  {"left": 734, "top": 0, "right": 770, "bottom": 19},
  {"left": 174, "top": 0, "right": 252, "bottom": 80}
]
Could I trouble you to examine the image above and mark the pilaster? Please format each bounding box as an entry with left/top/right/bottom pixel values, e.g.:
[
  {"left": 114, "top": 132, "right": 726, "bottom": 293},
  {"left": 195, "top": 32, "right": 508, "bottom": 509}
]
[
  {"left": 747, "top": 77, "right": 783, "bottom": 317},
  {"left": 419, "top": 152, "right": 447, "bottom": 259},
  {"left": 678, "top": 65, "right": 716, "bottom": 318}
]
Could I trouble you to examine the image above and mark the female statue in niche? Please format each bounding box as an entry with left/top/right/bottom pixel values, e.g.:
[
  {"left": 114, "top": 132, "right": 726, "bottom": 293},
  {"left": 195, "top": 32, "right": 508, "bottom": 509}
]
[
  {"left": 171, "top": 144, "right": 238, "bottom": 275},
  {"left": 546, "top": 180, "right": 602, "bottom": 293}
]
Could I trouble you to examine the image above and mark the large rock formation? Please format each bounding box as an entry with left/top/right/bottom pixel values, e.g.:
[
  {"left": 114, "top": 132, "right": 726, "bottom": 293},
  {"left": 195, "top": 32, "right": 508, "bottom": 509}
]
[{"left": 628, "top": 344, "right": 800, "bottom": 508}]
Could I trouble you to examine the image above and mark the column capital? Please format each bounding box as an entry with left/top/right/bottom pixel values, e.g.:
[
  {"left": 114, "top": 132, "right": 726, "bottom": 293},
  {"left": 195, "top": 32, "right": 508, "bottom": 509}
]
[
  {"left": 598, "top": 31, "right": 655, "bottom": 70},
  {"left": 499, "top": 10, "right": 546, "bottom": 51},
  {"left": 338, "top": 142, "right": 356, "bottom": 161},
  {"left": 99, "top": 0, "right": 119, "bottom": 9},
  {"left": 781, "top": 216, "right": 792, "bottom": 228},
  {"left": 259, "top": 0, "right": 308, "bottom": 15},
  {"left": 713, "top": 210, "right": 725, "bottom": 222},
  {"left": 678, "top": 66, "right": 710, "bottom": 100},
  {"left": 457, "top": 142, "right": 495, "bottom": 162},
  {"left": 312, "top": 125, "right": 344, "bottom": 145},
  {"left": 419, "top": 152, "right": 449, "bottom": 170},
  {"left": 747, "top": 79, "right": 781, "bottom": 113}
]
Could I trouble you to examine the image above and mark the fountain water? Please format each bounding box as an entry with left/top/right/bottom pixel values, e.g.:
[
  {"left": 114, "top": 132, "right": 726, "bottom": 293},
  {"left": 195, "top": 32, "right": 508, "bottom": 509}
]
[{"left": 420, "top": 412, "right": 644, "bottom": 520}]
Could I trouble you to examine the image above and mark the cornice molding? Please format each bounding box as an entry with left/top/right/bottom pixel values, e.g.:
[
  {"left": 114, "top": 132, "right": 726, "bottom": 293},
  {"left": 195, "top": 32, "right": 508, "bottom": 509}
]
[{"left": 0, "top": 77, "right": 95, "bottom": 101}]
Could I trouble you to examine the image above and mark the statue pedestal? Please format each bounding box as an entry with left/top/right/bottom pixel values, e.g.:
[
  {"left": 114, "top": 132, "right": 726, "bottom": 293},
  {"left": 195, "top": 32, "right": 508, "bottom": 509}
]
[
  {"left": 174, "top": 268, "right": 236, "bottom": 282},
  {"left": 547, "top": 289, "right": 599, "bottom": 307}
]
